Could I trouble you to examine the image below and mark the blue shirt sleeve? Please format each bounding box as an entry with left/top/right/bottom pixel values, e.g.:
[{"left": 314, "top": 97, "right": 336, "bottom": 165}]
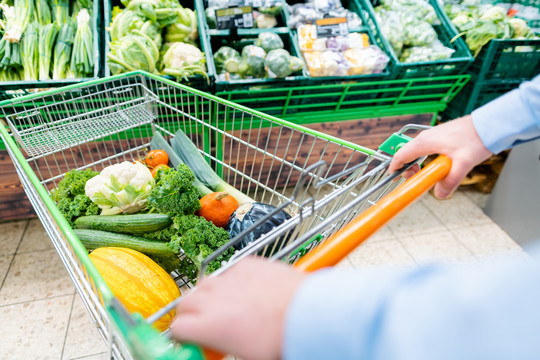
[
  {"left": 471, "top": 74, "right": 540, "bottom": 154},
  {"left": 284, "top": 250, "right": 540, "bottom": 360}
]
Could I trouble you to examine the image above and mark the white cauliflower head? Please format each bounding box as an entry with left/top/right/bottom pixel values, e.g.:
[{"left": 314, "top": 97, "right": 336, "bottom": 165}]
[{"left": 85, "top": 161, "right": 154, "bottom": 215}]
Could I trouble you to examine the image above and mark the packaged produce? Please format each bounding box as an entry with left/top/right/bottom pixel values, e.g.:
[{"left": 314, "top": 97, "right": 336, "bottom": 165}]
[
  {"left": 304, "top": 45, "right": 389, "bottom": 76},
  {"left": 298, "top": 24, "right": 369, "bottom": 51},
  {"left": 213, "top": 32, "right": 304, "bottom": 80},
  {"left": 374, "top": 0, "right": 454, "bottom": 62},
  {"left": 287, "top": 0, "right": 363, "bottom": 29}
]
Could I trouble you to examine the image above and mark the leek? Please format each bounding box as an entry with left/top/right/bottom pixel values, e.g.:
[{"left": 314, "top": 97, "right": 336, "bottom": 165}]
[
  {"left": 36, "top": 0, "right": 52, "bottom": 26},
  {"left": 52, "top": 18, "right": 76, "bottom": 79},
  {"left": 21, "top": 21, "right": 38, "bottom": 80},
  {"left": 70, "top": 8, "right": 93, "bottom": 78},
  {"left": 1, "top": 0, "right": 34, "bottom": 43},
  {"left": 38, "top": 22, "right": 59, "bottom": 80},
  {"left": 53, "top": 0, "right": 69, "bottom": 25}
]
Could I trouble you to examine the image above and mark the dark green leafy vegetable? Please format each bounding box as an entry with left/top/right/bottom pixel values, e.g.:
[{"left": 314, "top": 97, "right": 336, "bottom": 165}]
[
  {"left": 147, "top": 165, "right": 201, "bottom": 217},
  {"left": 51, "top": 169, "right": 100, "bottom": 226}
]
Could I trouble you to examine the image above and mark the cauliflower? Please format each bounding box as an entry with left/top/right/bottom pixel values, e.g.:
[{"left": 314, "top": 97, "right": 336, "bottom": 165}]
[
  {"left": 85, "top": 161, "right": 154, "bottom": 215},
  {"left": 161, "top": 42, "right": 209, "bottom": 82}
]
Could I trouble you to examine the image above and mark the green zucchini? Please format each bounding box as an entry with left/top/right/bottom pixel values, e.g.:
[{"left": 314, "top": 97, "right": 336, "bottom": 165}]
[
  {"left": 151, "top": 132, "right": 213, "bottom": 197},
  {"left": 171, "top": 129, "right": 254, "bottom": 205},
  {"left": 74, "top": 214, "right": 172, "bottom": 235},
  {"left": 74, "top": 229, "right": 180, "bottom": 273}
]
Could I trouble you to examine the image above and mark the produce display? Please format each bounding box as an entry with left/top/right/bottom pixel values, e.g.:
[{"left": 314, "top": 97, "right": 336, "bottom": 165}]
[
  {"left": 206, "top": 0, "right": 284, "bottom": 29},
  {"left": 52, "top": 129, "right": 293, "bottom": 286},
  {"left": 374, "top": 0, "right": 456, "bottom": 63},
  {"left": 443, "top": 0, "right": 538, "bottom": 55},
  {"left": 106, "top": 0, "right": 208, "bottom": 82},
  {"left": 0, "top": 0, "right": 94, "bottom": 82},
  {"left": 88, "top": 247, "right": 181, "bottom": 332},
  {"left": 213, "top": 32, "right": 304, "bottom": 81}
]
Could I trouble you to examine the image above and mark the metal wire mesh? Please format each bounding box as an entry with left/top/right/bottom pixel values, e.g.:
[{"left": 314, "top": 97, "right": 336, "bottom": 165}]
[{"left": 0, "top": 72, "right": 402, "bottom": 359}]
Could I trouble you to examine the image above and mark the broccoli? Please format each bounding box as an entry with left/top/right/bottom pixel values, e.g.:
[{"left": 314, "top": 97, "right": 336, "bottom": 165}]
[
  {"left": 51, "top": 169, "right": 100, "bottom": 226},
  {"left": 144, "top": 215, "right": 235, "bottom": 280},
  {"left": 147, "top": 165, "right": 201, "bottom": 217}
]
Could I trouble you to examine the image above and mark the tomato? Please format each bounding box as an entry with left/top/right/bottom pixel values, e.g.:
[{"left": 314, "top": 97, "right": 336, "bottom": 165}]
[
  {"left": 151, "top": 164, "right": 170, "bottom": 177},
  {"left": 145, "top": 150, "right": 169, "bottom": 168}
]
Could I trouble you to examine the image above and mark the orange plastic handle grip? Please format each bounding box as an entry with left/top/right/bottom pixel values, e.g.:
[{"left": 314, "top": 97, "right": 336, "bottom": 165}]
[{"left": 293, "top": 155, "right": 452, "bottom": 272}]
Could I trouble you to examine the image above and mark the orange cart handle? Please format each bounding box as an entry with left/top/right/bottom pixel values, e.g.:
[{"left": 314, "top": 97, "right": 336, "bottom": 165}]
[{"left": 293, "top": 155, "right": 452, "bottom": 272}]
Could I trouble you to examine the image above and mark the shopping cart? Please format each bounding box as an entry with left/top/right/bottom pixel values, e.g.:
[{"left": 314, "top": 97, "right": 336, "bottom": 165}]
[{"left": 0, "top": 71, "right": 451, "bottom": 360}]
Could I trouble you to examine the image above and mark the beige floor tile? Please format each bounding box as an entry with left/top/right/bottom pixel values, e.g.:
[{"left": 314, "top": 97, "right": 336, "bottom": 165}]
[
  {"left": 399, "top": 231, "right": 475, "bottom": 265},
  {"left": 0, "top": 249, "right": 74, "bottom": 306},
  {"left": 17, "top": 218, "right": 55, "bottom": 253},
  {"left": 365, "top": 225, "right": 397, "bottom": 243},
  {"left": 348, "top": 240, "right": 417, "bottom": 269},
  {"left": 386, "top": 197, "right": 446, "bottom": 236},
  {"left": 62, "top": 295, "right": 108, "bottom": 360},
  {"left": 335, "top": 257, "right": 354, "bottom": 269},
  {"left": 421, "top": 191, "right": 493, "bottom": 230},
  {"left": 0, "top": 254, "right": 12, "bottom": 285},
  {"left": 0, "top": 295, "right": 73, "bottom": 360},
  {"left": 450, "top": 223, "right": 525, "bottom": 258},
  {"left": 0, "top": 219, "right": 27, "bottom": 255},
  {"left": 461, "top": 187, "right": 490, "bottom": 208}
]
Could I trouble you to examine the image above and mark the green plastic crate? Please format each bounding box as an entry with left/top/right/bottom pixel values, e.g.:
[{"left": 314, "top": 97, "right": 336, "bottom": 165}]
[
  {"left": 217, "top": 74, "right": 470, "bottom": 121},
  {"left": 442, "top": 78, "right": 522, "bottom": 120},
  {"left": 469, "top": 39, "right": 540, "bottom": 81},
  {"left": 0, "top": 0, "right": 103, "bottom": 99},
  {"left": 361, "top": 0, "right": 474, "bottom": 79}
]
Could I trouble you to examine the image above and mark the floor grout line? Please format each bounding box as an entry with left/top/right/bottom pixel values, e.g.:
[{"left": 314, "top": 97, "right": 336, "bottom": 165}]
[
  {"left": 0, "top": 220, "right": 29, "bottom": 290},
  {"left": 60, "top": 294, "right": 77, "bottom": 360},
  {"left": 0, "top": 292, "right": 75, "bottom": 309}
]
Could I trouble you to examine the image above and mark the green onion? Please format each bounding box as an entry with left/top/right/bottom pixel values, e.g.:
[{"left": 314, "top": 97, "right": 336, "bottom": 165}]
[
  {"left": 52, "top": 18, "right": 76, "bottom": 79},
  {"left": 38, "top": 22, "right": 59, "bottom": 80}
]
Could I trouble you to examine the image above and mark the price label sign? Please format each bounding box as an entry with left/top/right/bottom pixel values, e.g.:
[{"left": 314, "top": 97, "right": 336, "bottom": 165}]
[
  {"left": 215, "top": 6, "right": 254, "bottom": 30},
  {"left": 315, "top": 17, "right": 349, "bottom": 38}
]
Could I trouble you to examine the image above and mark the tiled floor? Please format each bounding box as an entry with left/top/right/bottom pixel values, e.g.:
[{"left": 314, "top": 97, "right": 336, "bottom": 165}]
[{"left": 0, "top": 188, "right": 526, "bottom": 360}]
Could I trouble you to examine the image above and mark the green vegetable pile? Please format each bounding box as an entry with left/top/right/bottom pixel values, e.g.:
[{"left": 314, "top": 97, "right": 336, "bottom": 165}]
[
  {"left": 375, "top": 0, "right": 456, "bottom": 63},
  {"left": 213, "top": 32, "right": 303, "bottom": 80},
  {"left": 106, "top": 0, "right": 208, "bottom": 83},
  {"left": 51, "top": 169, "right": 100, "bottom": 226},
  {"left": 443, "top": 0, "right": 538, "bottom": 56},
  {"left": 0, "top": 0, "right": 94, "bottom": 81}
]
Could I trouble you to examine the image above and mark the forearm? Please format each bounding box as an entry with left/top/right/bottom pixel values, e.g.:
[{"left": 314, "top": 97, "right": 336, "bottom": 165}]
[
  {"left": 284, "top": 251, "right": 540, "bottom": 360},
  {"left": 472, "top": 75, "right": 540, "bottom": 154}
]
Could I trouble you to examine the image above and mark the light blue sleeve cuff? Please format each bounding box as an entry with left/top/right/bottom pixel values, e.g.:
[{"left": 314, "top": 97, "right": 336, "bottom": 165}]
[{"left": 471, "top": 76, "right": 540, "bottom": 154}]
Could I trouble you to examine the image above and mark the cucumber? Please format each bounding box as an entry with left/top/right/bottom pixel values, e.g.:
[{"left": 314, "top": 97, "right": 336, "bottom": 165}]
[
  {"left": 74, "top": 214, "right": 172, "bottom": 235},
  {"left": 74, "top": 229, "right": 179, "bottom": 273}
]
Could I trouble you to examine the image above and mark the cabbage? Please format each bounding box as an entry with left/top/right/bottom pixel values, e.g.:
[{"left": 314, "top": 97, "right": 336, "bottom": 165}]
[
  {"left": 213, "top": 46, "right": 241, "bottom": 73},
  {"left": 256, "top": 32, "right": 284, "bottom": 52},
  {"left": 164, "top": 8, "right": 198, "bottom": 43},
  {"left": 238, "top": 45, "right": 266, "bottom": 78},
  {"left": 121, "top": 0, "right": 184, "bottom": 28},
  {"left": 107, "top": 29, "right": 160, "bottom": 74},
  {"left": 264, "top": 49, "right": 302, "bottom": 78},
  {"left": 110, "top": 10, "right": 162, "bottom": 48}
]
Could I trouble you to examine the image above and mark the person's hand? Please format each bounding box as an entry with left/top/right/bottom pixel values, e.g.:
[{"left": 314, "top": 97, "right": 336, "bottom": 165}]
[
  {"left": 170, "top": 257, "right": 308, "bottom": 360},
  {"left": 389, "top": 115, "right": 493, "bottom": 199}
]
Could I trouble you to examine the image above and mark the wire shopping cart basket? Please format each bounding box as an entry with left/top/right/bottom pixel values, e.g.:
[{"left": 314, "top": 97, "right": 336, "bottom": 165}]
[{"left": 0, "top": 71, "right": 451, "bottom": 360}]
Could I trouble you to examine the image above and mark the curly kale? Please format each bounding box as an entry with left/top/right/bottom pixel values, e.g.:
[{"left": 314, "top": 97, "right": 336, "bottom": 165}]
[
  {"left": 51, "top": 169, "right": 100, "bottom": 226},
  {"left": 147, "top": 165, "right": 201, "bottom": 217},
  {"left": 144, "top": 215, "right": 235, "bottom": 280}
]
